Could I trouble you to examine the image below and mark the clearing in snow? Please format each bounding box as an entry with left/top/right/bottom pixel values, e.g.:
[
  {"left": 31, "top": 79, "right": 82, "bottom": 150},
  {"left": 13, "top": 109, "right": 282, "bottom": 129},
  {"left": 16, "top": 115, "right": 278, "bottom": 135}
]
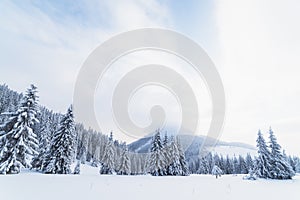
[{"left": 0, "top": 165, "right": 299, "bottom": 200}]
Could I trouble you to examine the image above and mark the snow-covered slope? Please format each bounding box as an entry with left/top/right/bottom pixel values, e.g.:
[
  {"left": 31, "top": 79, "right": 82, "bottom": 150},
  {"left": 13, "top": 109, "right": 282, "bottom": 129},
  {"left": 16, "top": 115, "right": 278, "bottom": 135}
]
[{"left": 128, "top": 135, "right": 257, "bottom": 158}]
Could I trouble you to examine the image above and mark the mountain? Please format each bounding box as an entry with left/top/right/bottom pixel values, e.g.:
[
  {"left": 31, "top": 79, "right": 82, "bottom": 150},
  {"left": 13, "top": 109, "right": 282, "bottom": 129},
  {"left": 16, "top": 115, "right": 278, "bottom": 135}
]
[{"left": 128, "top": 134, "right": 257, "bottom": 159}]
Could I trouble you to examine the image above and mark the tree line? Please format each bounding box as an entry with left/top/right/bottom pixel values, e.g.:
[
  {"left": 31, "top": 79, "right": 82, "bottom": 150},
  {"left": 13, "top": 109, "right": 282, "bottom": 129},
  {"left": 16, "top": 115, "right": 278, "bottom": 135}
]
[
  {"left": 0, "top": 84, "right": 299, "bottom": 179},
  {"left": 188, "top": 131, "right": 300, "bottom": 179},
  {"left": 0, "top": 84, "right": 189, "bottom": 176}
]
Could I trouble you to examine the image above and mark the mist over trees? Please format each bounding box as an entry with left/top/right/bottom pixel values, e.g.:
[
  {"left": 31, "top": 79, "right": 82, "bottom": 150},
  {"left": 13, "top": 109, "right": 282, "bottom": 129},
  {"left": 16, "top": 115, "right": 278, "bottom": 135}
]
[{"left": 0, "top": 84, "right": 299, "bottom": 178}]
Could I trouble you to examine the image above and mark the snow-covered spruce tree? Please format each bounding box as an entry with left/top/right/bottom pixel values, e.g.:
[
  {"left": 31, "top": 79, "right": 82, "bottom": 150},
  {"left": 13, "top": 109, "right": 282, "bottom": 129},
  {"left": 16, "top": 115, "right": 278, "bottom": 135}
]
[
  {"left": 245, "top": 153, "right": 254, "bottom": 171},
  {"left": 213, "top": 154, "right": 221, "bottom": 169},
  {"left": 233, "top": 155, "right": 240, "bottom": 174},
  {"left": 117, "top": 146, "right": 131, "bottom": 175},
  {"left": 31, "top": 117, "right": 51, "bottom": 170},
  {"left": 288, "top": 156, "right": 297, "bottom": 172},
  {"left": 177, "top": 138, "right": 189, "bottom": 176},
  {"left": 148, "top": 131, "right": 166, "bottom": 176},
  {"left": 188, "top": 159, "right": 196, "bottom": 174},
  {"left": 136, "top": 156, "right": 142, "bottom": 175},
  {"left": 91, "top": 146, "right": 101, "bottom": 167},
  {"left": 224, "top": 155, "right": 233, "bottom": 174},
  {"left": 197, "top": 157, "right": 209, "bottom": 174},
  {"left": 168, "top": 137, "right": 182, "bottom": 175},
  {"left": 43, "top": 106, "right": 75, "bottom": 174},
  {"left": 239, "top": 155, "right": 248, "bottom": 174},
  {"left": 219, "top": 155, "right": 226, "bottom": 173},
  {"left": 0, "top": 84, "right": 39, "bottom": 174},
  {"left": 243, "top": 169, "right": 257, "bottom": 180},
  {"left": 212, "top": 165, "right": 223, "bottom": 179},
  {"left": 162, "top": 133, "right": 171, "bottom": 174},
  {"left": 268, "top": 128, "right": 294, "bottom": 179},
  {"left": 140, "top": 155, "right": 147, "bottom": 175},
  {"left": 205, "top": 152, "right": 214, "bottom": 173},
  {"left": 0, "top": 84, "right": 23, "bottom": 119},
  {"left": 73, "top": 160, "right": 81, "bottom": 175},
  {"left": 130, "top": 154, "right": 137, "bottom": 175},
  {"left": 100, "top": 133, "right": 115, "bottom": 175},
  {"left": 254, "top": 130, "right": 272, "bottom": 178},
  {"left": 296, "top": 159, "right": 300, "bottom": 173},
  {"left": 78, "top": 129, "right": 89, "bottom": 164},
  {"left": 86, "top": 129, "right": 94, "bottom": 162}
]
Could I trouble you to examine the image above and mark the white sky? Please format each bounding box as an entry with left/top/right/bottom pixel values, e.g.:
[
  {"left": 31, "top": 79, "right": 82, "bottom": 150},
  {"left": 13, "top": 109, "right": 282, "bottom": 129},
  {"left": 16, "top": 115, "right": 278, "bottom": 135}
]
[{"left": 0, "top": 0, "right": 299, "bottom": 155}]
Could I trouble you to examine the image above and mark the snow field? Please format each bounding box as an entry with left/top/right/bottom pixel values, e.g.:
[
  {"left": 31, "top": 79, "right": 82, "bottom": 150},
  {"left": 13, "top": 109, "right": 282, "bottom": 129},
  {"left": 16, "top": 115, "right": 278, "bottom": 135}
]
[{"left": 1, "top": 165, "right": 299, "bottom": 200}]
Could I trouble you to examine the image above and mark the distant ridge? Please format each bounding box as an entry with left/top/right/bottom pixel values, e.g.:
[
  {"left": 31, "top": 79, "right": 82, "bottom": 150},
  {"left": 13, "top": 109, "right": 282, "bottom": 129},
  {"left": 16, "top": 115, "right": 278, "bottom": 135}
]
[{"left": 128, "top": 134, "right": 256, "bottom": 159}]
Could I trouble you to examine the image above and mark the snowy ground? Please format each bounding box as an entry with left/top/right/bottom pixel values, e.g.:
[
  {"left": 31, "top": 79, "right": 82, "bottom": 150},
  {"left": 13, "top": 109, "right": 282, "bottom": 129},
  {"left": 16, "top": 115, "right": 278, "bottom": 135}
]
[{"left": 0, "top": 165, "right": 299, "bottom": 200}]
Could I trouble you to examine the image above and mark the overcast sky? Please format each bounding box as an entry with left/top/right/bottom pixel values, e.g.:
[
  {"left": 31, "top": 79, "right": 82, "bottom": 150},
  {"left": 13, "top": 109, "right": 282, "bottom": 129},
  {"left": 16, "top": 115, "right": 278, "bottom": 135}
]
[{"left": 0, "top": 0, "right": 299, "bottom": 155}]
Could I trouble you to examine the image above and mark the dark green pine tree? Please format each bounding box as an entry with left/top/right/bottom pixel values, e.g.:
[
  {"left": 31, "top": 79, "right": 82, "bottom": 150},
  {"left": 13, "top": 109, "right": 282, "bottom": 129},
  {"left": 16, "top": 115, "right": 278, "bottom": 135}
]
[
  {"left": 0, "top": 84, "right": 39, "bottom": 174},
  {"left": 43, "top": 106, "right": 75, "bottom": 174},
  {"left": 254, "top": 130, "right": 272, "bottom": 178},
  {"left": 268, "top": 128, "right": 294, "bottom": 179}
]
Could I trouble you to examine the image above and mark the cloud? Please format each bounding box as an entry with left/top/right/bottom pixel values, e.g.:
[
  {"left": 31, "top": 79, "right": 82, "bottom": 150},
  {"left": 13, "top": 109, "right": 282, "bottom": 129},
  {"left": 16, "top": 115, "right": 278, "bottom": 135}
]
[
  {"left": 0, "top": 0, "right": 185, "bottom": 143},
  {"left": 216, "top": 0, "right": 300, "bottom": 155},
  {"left": 1, "top": 0, "right": 299, "bottom": 155},
  {"left": 0, "top": 0, "right": 172, "bottom": 113},
  {"left": 94, "top": 50, "right": 212, "bottom": 142}
]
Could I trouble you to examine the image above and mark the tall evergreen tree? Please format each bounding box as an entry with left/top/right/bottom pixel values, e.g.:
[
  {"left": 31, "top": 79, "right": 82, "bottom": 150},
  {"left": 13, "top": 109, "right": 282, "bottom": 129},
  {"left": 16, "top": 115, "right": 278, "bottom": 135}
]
[
  {"left": 73, "top": 160, "right": 81, "bottom": 175},
  {"left": 0, "top": 84, "right": 39, "bottom": 174},
  {"left": 212, "top": 165, "right": 223, "bottom": 178},
  {"left": 295, "top": 158, "right": 300, "bottom": 173},
  {"left": 91, "top": 146, "right": 101, "bottom": 167},
  {"left": 43, "top": 106, "right": 75, "bottom": 174},
  {"left": 100, "top": 134, "right": 115, "bottom": 175},
  {"left": 168, "top": 137, "right": 182, "bottom": 175},
  {"left": 206, "top": 152, "right": 214, "bottom": 173},
  {"left": 136, "top": 156, "right": 142, "bottom": 175},
  {"left": 219, "top": 155, "right": 226, "bottom": 173},
  {"left": 177, "top": 138, "right": 189, "bottom": 176},
  {"left": 224, "top": 155, "right": 234, "bottom": 174},
  {"left": 232, "top": 155, "right": 240, "bottom": 174},
  {"left": 245, "top": 153, "right": 254, "bottom": 171},
  {"left": 117, "top": 146, "right": 131, "bottom": 175},
  {"left": 162, "top": 133, "right": 172, "bottom": 174},
  {"left": 148, "top": 130, "right": 166, "bottom": 176},
  {"left": 268, "top": 128, "right": 294, "bottom": 179},
  {"left": 254, "top": 130, "right": 272, "bottom": 178},
  {"left": 239, "top": 155, "right": 248, "bottom": 174},
  {"left": 31, "top": 117, "right": 51, "bottom": 170},
  {"left": 78, "top": 129, "right": 89, "bottom": 164},
  {"left": 197, "top": 157, "right": 209, "bottom": 174},
  {"left": 213, "top": 154, "right": 221, "bottom": 169},
  {"left": 288, "top": 156, "right": 297, "bottom": 172}
]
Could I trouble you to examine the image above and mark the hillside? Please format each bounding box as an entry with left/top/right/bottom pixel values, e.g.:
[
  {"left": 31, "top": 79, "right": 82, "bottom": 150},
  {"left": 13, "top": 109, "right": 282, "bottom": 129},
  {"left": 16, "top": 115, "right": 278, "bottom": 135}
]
[{"left": 128, "top": 134, "right": 257, "bottom": 158}]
